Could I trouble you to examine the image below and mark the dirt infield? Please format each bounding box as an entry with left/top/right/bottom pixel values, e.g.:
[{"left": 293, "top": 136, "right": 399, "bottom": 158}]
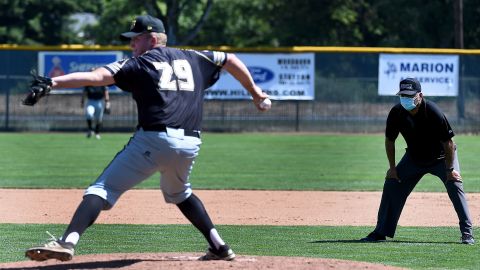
[
  {"left": 2, "top": 189, "right": 479, "bottom": 269},
  {"left": 0, "top": 253, "right": 406, "bottom": 270},
  {"left": 1, "top": 189, "right": 479, "bottom": 226}
]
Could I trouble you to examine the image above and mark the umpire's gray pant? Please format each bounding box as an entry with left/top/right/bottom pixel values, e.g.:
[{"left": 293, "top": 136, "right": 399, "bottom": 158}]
[{"left": 375, "top": 151, "right": 473, "bottom": 238}]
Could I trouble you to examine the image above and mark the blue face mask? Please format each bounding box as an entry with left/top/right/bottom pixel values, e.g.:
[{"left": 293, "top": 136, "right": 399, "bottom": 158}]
[{"left": 400, "top": 96, "right": 417, "bottom": 111}]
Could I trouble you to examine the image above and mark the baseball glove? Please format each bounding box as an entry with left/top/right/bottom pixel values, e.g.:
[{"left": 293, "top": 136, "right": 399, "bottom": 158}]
[{"left": 22, "top": 71, "right": 53, "bottom": 106}]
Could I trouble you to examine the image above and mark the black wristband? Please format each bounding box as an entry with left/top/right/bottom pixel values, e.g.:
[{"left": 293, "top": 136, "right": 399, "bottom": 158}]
[{"left": 446, "top": 167, "right": 454, "bottom": 172}]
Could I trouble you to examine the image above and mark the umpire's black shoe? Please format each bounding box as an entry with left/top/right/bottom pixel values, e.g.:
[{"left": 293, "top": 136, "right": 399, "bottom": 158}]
[
  {"left": 198, "top": 244, "right": 235, "bottom": 261},
  {"left": 360, "top": 231, "right": 386, "bottom": 242}
]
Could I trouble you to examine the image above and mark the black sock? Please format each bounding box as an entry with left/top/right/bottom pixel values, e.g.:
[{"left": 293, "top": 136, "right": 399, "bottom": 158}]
[
  {"left": 87, "top": 120, "right": 93, "bottom": 131},
  {"left": 95, "top": 123, "right": 102, "bottom": 134},
  {"left": 62, "top": 194, "right": 105, "bottom": 244},
  {"left": 177, "top": 194, "right": 217, "bottom": 249}
]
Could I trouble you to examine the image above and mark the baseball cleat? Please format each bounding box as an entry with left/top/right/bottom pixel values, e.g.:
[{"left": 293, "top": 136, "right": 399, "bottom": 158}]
[
  {"left": 198, "top": 244, "right": 235, "bottom": 261},
  {"left": 26, "top": 240, "right": 74, "bottom": 261},
  {"left": 25, "top": 232, "right": 74, "bottom": 261},
  {"left": 360, "top": 231, "right": 386, "bottom": 242},
  {"left": 461, "top": 235, "right": 475, "bottom": 245}
]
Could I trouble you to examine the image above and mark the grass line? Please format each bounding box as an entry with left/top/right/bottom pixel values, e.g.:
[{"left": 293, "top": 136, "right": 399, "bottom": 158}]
[{"left": 1, "top": 224, "right": 478, "bottom": 269}]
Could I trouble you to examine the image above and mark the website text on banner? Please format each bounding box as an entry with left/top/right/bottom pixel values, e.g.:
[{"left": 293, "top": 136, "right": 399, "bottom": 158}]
[
  {"left": 206, "top": 53, "right": 315, "bottom": 100},
  {"left": 378, "top": 54, "right": 459, "bottom": 96},
  {"left": 38, "top": 51, "right": 124, "bottom": 93}
]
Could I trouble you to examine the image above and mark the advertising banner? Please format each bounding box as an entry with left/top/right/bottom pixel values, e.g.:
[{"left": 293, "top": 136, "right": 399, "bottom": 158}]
[
  {"left": 207, "top": 53, "right": 315, "bottom": 100},
  {"left": 38, "top": 51, "right": 123, "bottom": 93},
  {"left": 378, "top": 54, "right": 459, "bottom": 96}
]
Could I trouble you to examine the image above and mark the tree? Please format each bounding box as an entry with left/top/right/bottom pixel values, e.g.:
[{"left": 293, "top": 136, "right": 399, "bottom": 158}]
[
  {"left": 160, "top": 0, "right": 213, "bottom": 45},
  {"left": 0, "top": 0, "right": 101, "bottom": 45},
  {"left": 2, "top": 0, "right": 480, "bottom": 48},
  {"left": 191, "top": 0, "right": 279, "bottom": 47},
  {"left": 463, "top": 0, "right": 480, "bottom": 49},
  {"left": 86, "top": 0, "right": 213, "bottom": 46}
]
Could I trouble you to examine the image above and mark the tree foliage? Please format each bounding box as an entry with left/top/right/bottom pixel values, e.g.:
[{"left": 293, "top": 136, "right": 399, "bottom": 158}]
[
  {"left": 84, "top": 0, "right": 213, "bottom": 46},
  {"left": 1, "top": 0, "right": 480, "bottom": 48},
  {"left": 0, "top": 0, "right": 101, "bottom": 45},
  {"left": 193, "top": 0, "right": 472, "bottom": 48}
]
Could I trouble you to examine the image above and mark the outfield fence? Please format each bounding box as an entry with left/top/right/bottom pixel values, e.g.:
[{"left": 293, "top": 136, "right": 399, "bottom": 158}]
[{"left": 1, "top": 46, "right": 480, "bottom": 133}]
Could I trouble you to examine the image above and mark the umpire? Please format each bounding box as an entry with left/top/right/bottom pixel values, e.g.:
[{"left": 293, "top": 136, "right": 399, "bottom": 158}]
[{"left": 361, "top": 78, "right": 474, "bottom": 244}]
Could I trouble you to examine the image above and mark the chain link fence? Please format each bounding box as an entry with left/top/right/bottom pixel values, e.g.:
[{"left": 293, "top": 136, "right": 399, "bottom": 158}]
[{"left": 1, "top": 47, "right": 480, "bottom": 133}]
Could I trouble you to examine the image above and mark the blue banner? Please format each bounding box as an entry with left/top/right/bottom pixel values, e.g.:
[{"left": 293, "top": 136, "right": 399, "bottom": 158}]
[{"left": 38, "top": 51, "right": 123, "bottom": 93}]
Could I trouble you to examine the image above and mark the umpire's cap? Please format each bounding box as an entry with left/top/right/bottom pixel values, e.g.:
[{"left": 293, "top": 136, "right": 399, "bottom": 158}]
[
  {"left": 396, "top": 78, "right": 421, "bottom": 95},
  {"left": 120, "top": 15, "right": 165, "bottom": 40}
]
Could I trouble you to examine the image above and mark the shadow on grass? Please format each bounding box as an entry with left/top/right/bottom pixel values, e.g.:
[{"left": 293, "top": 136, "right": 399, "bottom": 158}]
[
  {"left": 309, "top": 239, "right": 459, "bottom": 245},
  {"left": 2, "top": 259, "right": 146, "bottom": 270}
]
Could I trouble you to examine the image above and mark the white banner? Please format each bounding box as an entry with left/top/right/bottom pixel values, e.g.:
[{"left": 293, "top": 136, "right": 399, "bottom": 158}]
[
  {"left": 378, "top": 54, "right": 459, "bottom": 96},
  {"left": 206, "top": 53, "right": 315, "bottom": 100}
]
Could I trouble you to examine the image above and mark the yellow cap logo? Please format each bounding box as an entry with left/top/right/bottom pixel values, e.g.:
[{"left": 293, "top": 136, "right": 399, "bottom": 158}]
[
  {"left": 147, "top": 26, "right": 152, "bottom": 30},
  {"left": 130, "top": 19, "right": 136, "bottom": 30}
]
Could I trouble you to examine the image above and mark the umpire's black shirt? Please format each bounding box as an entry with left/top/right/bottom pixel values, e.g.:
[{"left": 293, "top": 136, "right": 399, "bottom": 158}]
[{"left": 385, "top": 99, "right": 454, "bottom": 166}]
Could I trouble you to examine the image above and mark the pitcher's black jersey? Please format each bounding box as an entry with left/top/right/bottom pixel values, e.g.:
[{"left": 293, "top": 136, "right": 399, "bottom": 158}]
[{"left": 104, "top": 47, "right": 226, "bottom": 130}]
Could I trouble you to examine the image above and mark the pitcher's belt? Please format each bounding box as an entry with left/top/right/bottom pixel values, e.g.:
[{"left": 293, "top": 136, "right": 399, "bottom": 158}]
[{"left": 138, "top": 124, "right": 200, "bottom": 138}]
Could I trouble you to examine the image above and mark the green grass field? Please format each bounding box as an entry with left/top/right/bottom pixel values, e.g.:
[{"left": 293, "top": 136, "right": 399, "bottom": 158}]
[
  {"left": 1, "top": 132, "right": 479, "bottom": 269},
  {"left": 2, "top": 132, "right": 480, "bottom": 191},
  {"left": 0, "top": 224, "right": 478, "bottom": 269}
]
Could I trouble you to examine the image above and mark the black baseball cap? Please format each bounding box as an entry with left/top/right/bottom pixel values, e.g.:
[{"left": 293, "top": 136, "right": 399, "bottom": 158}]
[
  {"left": 120, "top": 15, "right": 165, "bottom": 40},
  {"left": 396, "top": 78, "right": 422, "bottom": 95}
]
